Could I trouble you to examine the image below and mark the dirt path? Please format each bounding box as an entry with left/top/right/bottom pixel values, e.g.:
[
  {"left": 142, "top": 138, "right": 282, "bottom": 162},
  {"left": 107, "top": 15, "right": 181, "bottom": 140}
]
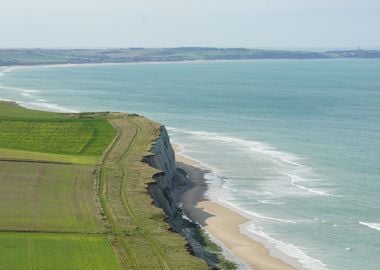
[{"left": 98, "top": 115, "right": 172, "bottom": 270}]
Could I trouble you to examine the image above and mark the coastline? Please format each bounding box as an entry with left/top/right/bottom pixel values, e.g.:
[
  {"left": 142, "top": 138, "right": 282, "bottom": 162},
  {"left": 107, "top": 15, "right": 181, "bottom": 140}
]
[
  {"left": 0, "top": 100, "right": 307, "bottom": 270},
  {"left": 1, "top": 65, "right": 315, "bottom": 269},
  {"left": 3, "top": 59, "right": 380, "bottom": 270},
  {"left": 175, "top": 146, "right": 300, "bottom": 270}
]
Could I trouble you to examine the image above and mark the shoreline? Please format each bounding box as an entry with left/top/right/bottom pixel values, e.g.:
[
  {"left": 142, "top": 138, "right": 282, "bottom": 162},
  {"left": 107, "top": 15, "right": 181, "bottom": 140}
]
[
  {"left": 0, "top": 57, "right": 360, "bottom": 73},
  {"left": 175, "top": 146, "right": 301, "bottom": 270},
  {"left": 0, "top": 92, "right": 311, "bottom": 270}
]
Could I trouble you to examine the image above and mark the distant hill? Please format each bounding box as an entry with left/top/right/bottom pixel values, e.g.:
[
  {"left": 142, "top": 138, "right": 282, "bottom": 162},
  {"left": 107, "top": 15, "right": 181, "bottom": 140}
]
[{"left": 1, "top": 48, "right": 379, "bottom": 66}]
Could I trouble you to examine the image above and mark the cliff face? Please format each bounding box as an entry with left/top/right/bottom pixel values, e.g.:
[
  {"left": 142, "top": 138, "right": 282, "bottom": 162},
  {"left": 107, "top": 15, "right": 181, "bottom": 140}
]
[
  {"left": 144, "top": 126, "right": 220, "bottom": 268},
  {"left": 144, "top": 126, "right": 187, "bottom": 216}
]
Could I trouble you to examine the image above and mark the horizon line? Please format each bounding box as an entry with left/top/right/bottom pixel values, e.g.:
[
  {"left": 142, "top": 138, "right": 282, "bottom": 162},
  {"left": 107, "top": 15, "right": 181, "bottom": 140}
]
[{"left": 1, "top": 46, "right": 380, "bottom": 52}]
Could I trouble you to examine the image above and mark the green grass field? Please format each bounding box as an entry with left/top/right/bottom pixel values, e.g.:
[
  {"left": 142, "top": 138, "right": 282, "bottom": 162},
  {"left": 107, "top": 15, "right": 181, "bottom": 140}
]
[
  {"left": 0, "top": 161, "right": 104, "bottom": 232},
  {"left": 0, "top": 233, "right": 121, "bottom": 270},
  {"left": 0, "top": 102, "right": 115, "bottom": 157},
  {"left": 0, "top": 102, "right": 119, "bottom": 269},
  {"left": 0, "top": 119, "right": 115, "bottom": 156}
]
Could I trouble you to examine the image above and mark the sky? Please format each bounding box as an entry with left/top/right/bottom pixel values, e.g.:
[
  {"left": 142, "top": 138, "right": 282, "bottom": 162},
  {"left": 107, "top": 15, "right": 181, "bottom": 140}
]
[{"left": 0, "top": 0, "right": 379, "bottom": 49}]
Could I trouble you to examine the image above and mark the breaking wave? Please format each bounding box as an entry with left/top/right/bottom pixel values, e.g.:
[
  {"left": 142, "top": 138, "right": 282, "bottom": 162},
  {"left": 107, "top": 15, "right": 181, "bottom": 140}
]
[{"left": 359, "top": 222, "right": 380, "bottom": 232}]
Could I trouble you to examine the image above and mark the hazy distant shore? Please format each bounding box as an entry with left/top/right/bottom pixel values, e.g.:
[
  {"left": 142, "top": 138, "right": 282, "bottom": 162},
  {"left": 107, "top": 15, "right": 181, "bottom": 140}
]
[{"left": 1, "top": 47, "right": 380, "bottom": 67}]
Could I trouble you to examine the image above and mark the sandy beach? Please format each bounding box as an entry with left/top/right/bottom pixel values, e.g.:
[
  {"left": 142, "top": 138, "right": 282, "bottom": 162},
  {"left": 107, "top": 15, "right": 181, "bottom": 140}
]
[{"left": 174, "top": 145, "right": 297, "bottom": 270}]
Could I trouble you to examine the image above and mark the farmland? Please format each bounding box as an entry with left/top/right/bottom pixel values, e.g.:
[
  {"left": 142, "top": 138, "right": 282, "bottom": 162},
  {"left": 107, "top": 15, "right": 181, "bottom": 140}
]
[
  {"left": 0, "top": 233, "right": 121, "bottom": 270},
  {"left": 0, "top": 161, "right": 104, "bottom": 232},
  {"left": 0, "top": 102, "right": 208, "bottom": 269},
  {"left": 0, "top": 118, "right": 115, "bottom": 156}
]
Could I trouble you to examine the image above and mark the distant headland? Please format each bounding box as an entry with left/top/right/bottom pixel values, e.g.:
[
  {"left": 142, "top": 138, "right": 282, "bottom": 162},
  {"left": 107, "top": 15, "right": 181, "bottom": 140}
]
[{"left": 1, "top": 47, "right": 380, "bottom": 66}]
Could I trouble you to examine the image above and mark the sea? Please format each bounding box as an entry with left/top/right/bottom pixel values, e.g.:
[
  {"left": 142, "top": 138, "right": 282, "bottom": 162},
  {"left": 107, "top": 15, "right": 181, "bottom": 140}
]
[{"left": 0, "top": 59, "right": 379, "bottom": 270}]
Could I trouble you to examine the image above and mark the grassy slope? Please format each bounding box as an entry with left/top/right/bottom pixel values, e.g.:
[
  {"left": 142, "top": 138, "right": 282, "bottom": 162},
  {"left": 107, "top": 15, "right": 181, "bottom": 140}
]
[{"left": 0, "top": 102, "right": 209, "bottom": 269}]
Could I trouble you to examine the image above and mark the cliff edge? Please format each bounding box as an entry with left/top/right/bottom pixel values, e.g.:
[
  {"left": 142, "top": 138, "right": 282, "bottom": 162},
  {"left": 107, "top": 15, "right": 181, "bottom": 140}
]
[{"left": 145, "top": 126, "right": 231, "bottom": 269}]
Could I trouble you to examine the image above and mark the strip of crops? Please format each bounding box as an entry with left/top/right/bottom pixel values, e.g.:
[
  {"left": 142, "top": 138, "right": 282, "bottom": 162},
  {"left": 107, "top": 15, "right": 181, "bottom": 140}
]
[{"left": 0, "top": 119, "right": 115, "bottom": 156}]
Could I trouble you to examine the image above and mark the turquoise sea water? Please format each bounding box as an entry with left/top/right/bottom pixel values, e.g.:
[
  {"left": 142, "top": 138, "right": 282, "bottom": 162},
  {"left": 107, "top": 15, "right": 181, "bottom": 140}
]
[{"left": 1, "top": 60, "right": 379, "bottom": 270}]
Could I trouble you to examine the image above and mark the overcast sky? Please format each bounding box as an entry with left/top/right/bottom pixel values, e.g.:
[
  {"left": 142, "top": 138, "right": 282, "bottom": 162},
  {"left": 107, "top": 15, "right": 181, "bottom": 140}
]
[{"left": 1, "top": 0, "right": 379, "bottom": 49}]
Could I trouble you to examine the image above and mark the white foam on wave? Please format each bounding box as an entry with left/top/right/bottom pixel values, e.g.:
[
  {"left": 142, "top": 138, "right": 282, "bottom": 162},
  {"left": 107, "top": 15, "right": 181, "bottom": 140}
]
[
  {"left": 0, "top": 85, "right": 42, "bottom": 94},
  {"left": 0, "top": 84, "right": 75, "bottom": 113},
  {"left": 359, "top": 222, "right": 380, "bottom": 232},
  {"left": 0, "top": 72, "right": 75, "bottom": 113},
  {"left": 169, "top": 128, "right": 333, "bottom": 269},
  {"left": 21, "top": 92, "right": 34, "bottom": 98},
  {"left": 257, "top": 199, "right": 285, "bottom": 205},
  {"left": 0, "top": 67, "right": 19, "bottom": 76},
  {"left": 204, "top": 186, "right": 299, "bottom": 224},
  {"left": 19, "top": 101, "right": 77, "bottom": 113},
  {"left": 178, "top": 152, "right": 328, "bottom": 269},
  {"left": 281, "top": 172, "right": 333, "bottom": 197},
  {"left": 169, "top": 137, "right": 223, "bottom": 174},
  {"left": 187, "top": 130, "right": 305, "bottom": 167},
  {"left": 168, "top": 127, "right": 333, "bottom": 197},
  {"left": 168, "top": 127, "right": 304, "bottom": 171},
  {"left": 242, "top": 222, "right": 330, "bottom": 270}
]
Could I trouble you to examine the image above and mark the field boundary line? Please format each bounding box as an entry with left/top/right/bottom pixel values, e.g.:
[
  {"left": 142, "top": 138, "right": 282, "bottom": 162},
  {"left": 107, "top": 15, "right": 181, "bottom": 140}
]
[
  {"left": 0, "top": 158, "right": 74, "bottom": 165},
  {"left": 0, "top": 229, "right": 108, "bottom": 236},
  {"left": 79, "top": 126, "right": 99, "bottom": 154}
]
